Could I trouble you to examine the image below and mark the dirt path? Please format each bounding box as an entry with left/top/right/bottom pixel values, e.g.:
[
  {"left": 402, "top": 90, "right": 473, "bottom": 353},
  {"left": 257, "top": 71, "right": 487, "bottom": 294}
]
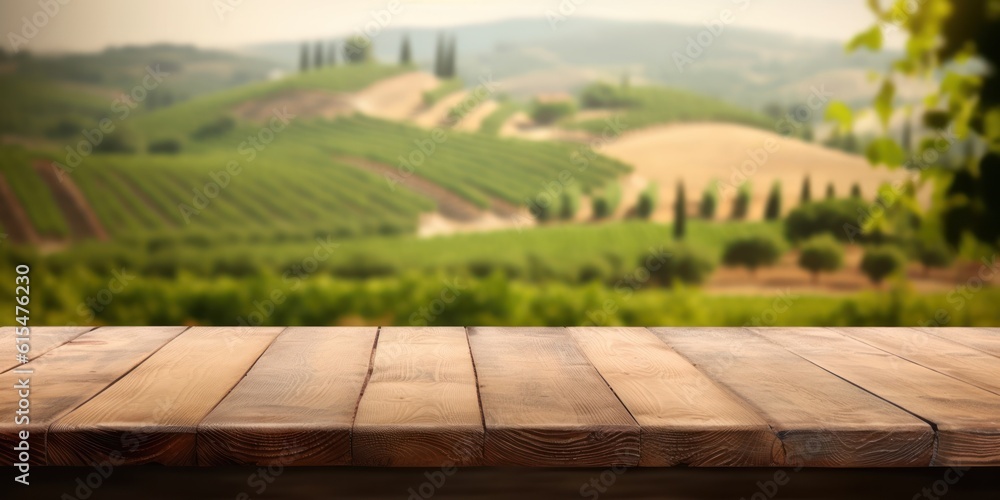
[
  {"left": 353, "top": 72, "right": 440, "bottom": 121},
  {"left": 454, "top": 100, "right": 499, "bottom": 132},
  {"left": 412, "top": 91, "right": 469, "bottom": 128},
  {"left": 33, "top": 161, "right": 108, "bottom": 241},
  {"left": 0, "top": 174, "right": 40, "bottom": 244}
]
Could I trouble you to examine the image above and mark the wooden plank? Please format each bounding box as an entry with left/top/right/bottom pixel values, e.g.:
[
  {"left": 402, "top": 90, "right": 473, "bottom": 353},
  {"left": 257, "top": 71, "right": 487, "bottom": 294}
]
[
  {"left": 0, "top": 327, "right": 185, "bottom": 465},
  {"left": 568, "top": 327, "right": 779, "bottom": 466},
  {"left": 198, "top": 327, "right": 376, "bottom": 466},
  {"left": 467, "top": 327, "right": 639, "bottom": 467},
  {"left": 353, "top": 327, "right": 483, "bottom": 466},
  {"left": 0, "top": 326, "right": 92, "bottom": 373},
  {"left": 836, "top": 327, "right": 1000, "bottom": 396},
  {"left": 915, "top": 327, "right": 1000, "bottom": 357},
  {"left": 757, "top": 327, "right": 1000, "bottom": 466},
  {"left": 47, "top": 327, "right": 283, "bottom": 466},
  {"left": 651, "top": 328, "right": 934, "bottom": 467}
]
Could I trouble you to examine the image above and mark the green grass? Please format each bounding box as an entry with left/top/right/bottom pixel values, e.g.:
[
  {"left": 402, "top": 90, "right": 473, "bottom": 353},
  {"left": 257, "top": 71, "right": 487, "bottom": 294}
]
[
  {"left": 423, "top": 78, "right": 463, "bottom": 106},
  {"left": 0, "top": 147, "right": 69, "bottom": 237},
  {"left": 479, "top": 102, "right": 521, "bottom": 135},
  {"left": 0, "top": 75, "right": 111, "bottom": 137},
  {"left": 573, "top": 84, "right": 773, "bottom": 133}
]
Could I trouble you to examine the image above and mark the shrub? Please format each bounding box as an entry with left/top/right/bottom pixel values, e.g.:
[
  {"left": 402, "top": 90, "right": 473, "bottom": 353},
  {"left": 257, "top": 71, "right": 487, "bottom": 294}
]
[
  {"left": 191, "top": 116, "right": 236, "bottom": 141},
  {"left": 45, "top": 118, "right": 84, "bottom": 139},
  {"left": 94, "top": 128, "right": 138, "bottom": 154},
  {"left": 722, "top": 235, "right": 783, "bottom": 274},
  {"left": 580, "top": 82, "right": 638, "bottom": 108},
  {"left": 916, "top": 241, "right": 953, "bottom": 275},
  {"left": 531, "top": 100, "right": 576, "bottom": 125},
  {"left": 764, "top": 181, "right": 782, "bottom": 220},
  {"left": 700, "top": 184, "right": 718, "bottom": 219},
  {"left": 559, "top": 188, "right": 580, "bottom": 220},
  {"left": 860, "top": 246, "right": 906, "bottom": 285},
  {"left": 731, "top": 182, "right": 751, "bottom": 220},
  {"left": 798, "top": 235, "right": 844, "bottom": 283},
  {"left": 785, "top": 198, "right": 868, "bottom": 244},
  {"left": 825, "top": 182, "right": 836, "bottom": 200},
  {"left": 851, "top": 183, "right": 862, "bottom": 199},
  {"left": 592, "top": 183, "right": 621, "bottom": 220},
  {"left": 635, "top": 183, "right": 657, "bottom": 219},
  {"left": 648, "top": 246, "right": 715, "bottom": 286},
  {"left": 147, "top": 138, "right": 182, "bottom": 154},
  {"left": 800, "top": 176, "right": 812, "bottom": 204}
]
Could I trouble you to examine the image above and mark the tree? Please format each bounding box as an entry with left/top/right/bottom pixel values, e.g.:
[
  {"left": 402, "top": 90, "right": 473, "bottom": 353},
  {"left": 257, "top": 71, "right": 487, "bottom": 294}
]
[
  {"left": 797, "top": 235, "right": 844, "bottom": 283},
  {"left": 559, "top": 188, "right": 580, "bottom": 221},
  {"left": 916, "top": 240, "right": 954, "bottom": 276},
  {"left": 444, "top": 36, "right": 457, "bottom": 78},
  {"left": 800, "top": 176, "right": 811, "bottom": 205},
  {"left": 434, "top": 33, "right": 445, "bottom": 77},
  {"left": 764, "top": 181, "right": 782, "bottom": 220},
  {"left": 649, "top": 245, "right": 715, "bottom": 286},
  {"left": 344, "top": 35, "right": 371, "bottom": 64},
  {"left": 299, "top": 43, "right": 309, "bottom": 72},
  {"left": 328, "top": 42, "right": 337, "bottom": 66},
  {"left": 785, "top": 198, "right": 868, "bottom": 244},
  {"left": 674, "top": 182, "right": 686, "bottom": 241},
  {"left": 530, "top": 100, "right": 575, "bottom": 125},
  {"left": 314, "top": 41, "right": 324, "bottom": 68},
  {"left": 700, "top": 184, "right": 717, "bottom": 219},
  {"left": 400, "top": 35, "right": 412, "bottom": 65},
  {"left": 848, "top": 1, "right": 1000, "bottom": 249},
  {"left": 860, "top": 246, "right": 906, "bottom": 286},
  {"left": 636, "top": 183, "right": 657, "bottom": 219},
  {"left": 731, "top": 182, "right": 751, "bottom": 220},
  {"left": 722, "top": 235, "right": 783, "bottom": 275},
  {"left": 850, "top": 183, "right": 862, "bottom": 199},
  {"left": 592, "top": 183, "right": 621, "bottom": 220},
  {"left": 825, "top": 182, "right": 836, "bottom": 200}
]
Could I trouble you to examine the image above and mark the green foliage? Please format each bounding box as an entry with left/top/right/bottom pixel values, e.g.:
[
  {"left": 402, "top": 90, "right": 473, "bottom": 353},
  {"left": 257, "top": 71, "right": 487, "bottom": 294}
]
[
  {"left": 559, "top": 187, "right": 580, "bottom": 221},
  {"left": 722, "top": 234, "right": 783, "bottom": 273},
  {"left": 673, "top": 182, "right": 686, "bottom": 241},
  {"left": 343, "top": 35, "right": 372, "bottom": 64},
  {"left": 636, "top": 183, "right": 657, "bottom": 220},
  {"left": 648, "top": 245, "right": 715, "bottom": 287},
  {"left": 94, "top": 127, "right": 138, "bottom": 154},
  {"left": 573, "top": 85, "right": 772, "bottom": 133},
  {"left": 851, "top": 183, "right": 862, "bottom": 199},
  {"left": 785, "top": 198, "right": 869, "bottom": 244},
  {"left": 915, "top": 240, "right": 954, "bottom": 274},
  {"left": 699, "top": 183, "right": 718, "bottom": 219},
  {"left": 825, "top": 182, "right": 836, "bottom": 200},
  {"left": 591, "top": 182, "right": 622, "bottom": 220},
  {"left": 764, "top": 182, "right": 782, "bottom": 221},
  {"left": 147, "top": 137, "right": 182, "bottom": 154},
  {"left": 400, "top": 36, "right": 412, "bottom": 65},
  {"left": 731, "top": 182, "right": 751, "bottom": 220},
  {"left": 531, "top": 100, "right": 576, "bottom": 125},
  {"left": 579, "top": 82, "right": 639, "bottom": 109},
  {"left": 800, "top": 176, "right": 811, "bottom": 204},
  {"left": 797, "top": 235, "right": 844, "bottom": 282},
  {"left": 860, "top": 245, "right": 906, "bottom": 285},
  {"left": 190, "top": 116, "right": 235, "bottom": 141},
  {"left": 479, "top": 101, "right": 519, "bottom": 135}
]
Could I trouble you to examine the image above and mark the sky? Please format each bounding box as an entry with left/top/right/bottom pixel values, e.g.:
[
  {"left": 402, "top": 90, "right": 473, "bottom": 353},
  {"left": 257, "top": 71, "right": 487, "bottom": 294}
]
[{"left": 2, "top": 0, "right": 880, "bottom": 54}]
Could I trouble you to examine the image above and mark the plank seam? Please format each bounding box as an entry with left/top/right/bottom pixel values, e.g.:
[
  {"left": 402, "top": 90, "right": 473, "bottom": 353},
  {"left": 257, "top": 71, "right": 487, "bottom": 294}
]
[
  {"left": 0, "top": 327, "right": 94, "bottom": 375},
  {"left": 836, "top": 327, "right": 1000, "bottom": 398},
  {"left": 916, "top": 327, "right": 1000, "bottom": 360},
  {"left": 192, "top": 327, "right": 288, "bottom": 466},
  {"left": 464, "top": 326, "right": 488, "bottom": 461},
  {"left": 42, "top": 326, "right": 189, "bottom": 465},
  {"left": 349, "top": 326, "right": 381, "bottom": 466}
]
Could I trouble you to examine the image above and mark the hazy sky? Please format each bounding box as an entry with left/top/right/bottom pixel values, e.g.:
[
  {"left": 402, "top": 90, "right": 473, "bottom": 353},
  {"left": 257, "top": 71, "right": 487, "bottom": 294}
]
[{"left": 3, "top": 0, "right": 879, "bottom": 53}]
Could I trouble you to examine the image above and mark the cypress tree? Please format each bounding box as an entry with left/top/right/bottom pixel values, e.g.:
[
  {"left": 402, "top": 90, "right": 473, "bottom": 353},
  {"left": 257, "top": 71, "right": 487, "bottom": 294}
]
[
  {"left": 764, "top": 182, "right": 782, "bottom": 220},
  {"left": 314, "top": 41, "right": 323, "bottom": 68},
  {"left": 445, "top": 36, "right": 457, "bottom": 78},
  {"left": 299, "top": 42, "right": 309, "bottom": 72},
  {"left": 800, "top": 176, "right": 812, "bottom": 205},
  {"left": 826, "top": 182, "right": 836, "bottom": 200},
  {"left": 328, "top": 42, "right": 337, "bottom": 65},
  {"left": 400, "top": 35, "right": 412, "bottom": 65},
  {"left": 674, "top": 181, "right": 686, "bottom": 241},
  {"left": 851, "top": 183, "right": 862, "bottom": 199},
  {"left": 434, "top": 33, "right": 445, "bottom": 77}
]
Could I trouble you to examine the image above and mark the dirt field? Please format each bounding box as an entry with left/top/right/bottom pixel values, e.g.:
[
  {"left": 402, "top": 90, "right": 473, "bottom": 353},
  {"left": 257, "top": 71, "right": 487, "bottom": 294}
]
[
  {"left": 454, "top": 100, "right": 499, "bottom": 132},
  {"left": 353, "top": 72, "right": 440, "bottom": 120},
  {"left": 412, "top": 90, "right": 469, "bottom": 128},
  {"left": 601, "top": 123, "right": 924, "bottom": 222}
]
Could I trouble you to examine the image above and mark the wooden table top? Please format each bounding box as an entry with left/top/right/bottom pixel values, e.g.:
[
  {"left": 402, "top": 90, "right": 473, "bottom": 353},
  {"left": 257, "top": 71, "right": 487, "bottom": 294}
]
[{"left": 2, "top": 326, "right": 998, "bottom": 468}]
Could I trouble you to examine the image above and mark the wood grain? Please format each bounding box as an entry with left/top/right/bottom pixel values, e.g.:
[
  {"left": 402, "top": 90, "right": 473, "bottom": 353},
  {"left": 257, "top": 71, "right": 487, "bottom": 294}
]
[
  {"left": 198, "top": 327, "right": 376, "bottom": 466},
  {"left": 757, "top": 327, "right": 1000, "bottom": 466},
  {"left": 568, "top": 327, "right": 780, "bottom": 466},
  {"left": 353, "top": 327, "right": 483, "bottom": 466},
  {"left": 468, "top": 327, "right": 639, "bottom": 467},
  {"left": 47, "top": 327, "right": 283, "bottom": 466},
  {"left": 652, "top": 327, "right": 934, "bottom": 467},
  {"left": 0, "top": 326, "right": 92, "bottom": 373},
  {"left": 0, "top": 327, "right": 185, "bottom": 465},
  {"left": 915, "top": 327, "right": 1000, "bottom": 357},
  {"left": 835, "top": 327, "right": 1000, "bottom": 396}
]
